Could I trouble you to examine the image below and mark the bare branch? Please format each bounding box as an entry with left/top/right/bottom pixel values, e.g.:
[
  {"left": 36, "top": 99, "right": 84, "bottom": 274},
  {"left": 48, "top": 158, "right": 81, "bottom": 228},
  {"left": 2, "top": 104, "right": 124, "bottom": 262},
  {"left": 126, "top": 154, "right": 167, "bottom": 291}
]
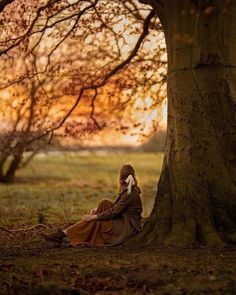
[
  {"left": 0, "top": 0, "right": 66, "bottom": 56},
  {"left": 96, "top": 9, "right": 156, "bottom": 86},
  {"left": 0, "top": 0, "right": 14, "bottom": 13},
  {"left": 90, "top": 88, "right": 101, "bottom": 129},
  {"left": 8, "top": 8, "right": 156, "bottom": 151},
  {"left": 139, "top": 0, "right": 166, "bottom": 28}
]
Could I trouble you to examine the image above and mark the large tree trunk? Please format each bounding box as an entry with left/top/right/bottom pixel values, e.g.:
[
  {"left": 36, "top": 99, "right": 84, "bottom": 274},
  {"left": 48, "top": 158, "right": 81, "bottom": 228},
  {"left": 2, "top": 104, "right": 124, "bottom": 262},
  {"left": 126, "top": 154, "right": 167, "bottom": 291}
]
[{"left": 136, "top": 0, "right": 236, "bottom": 246}]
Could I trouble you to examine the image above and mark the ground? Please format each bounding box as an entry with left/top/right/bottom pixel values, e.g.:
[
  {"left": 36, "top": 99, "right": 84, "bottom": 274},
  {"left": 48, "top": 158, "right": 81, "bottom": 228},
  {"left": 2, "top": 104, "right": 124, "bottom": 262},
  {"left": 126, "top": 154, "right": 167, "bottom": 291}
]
[{"left": 0, "top": 152, "right": 236, "bottom": 294}]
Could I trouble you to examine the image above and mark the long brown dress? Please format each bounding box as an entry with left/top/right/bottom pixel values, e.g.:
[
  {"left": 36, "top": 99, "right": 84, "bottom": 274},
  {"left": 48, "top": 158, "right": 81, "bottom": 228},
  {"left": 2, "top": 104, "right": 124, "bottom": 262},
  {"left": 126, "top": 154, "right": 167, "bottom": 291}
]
[{"left": 65, "top": 186, "right": 143, "bottom": 246}]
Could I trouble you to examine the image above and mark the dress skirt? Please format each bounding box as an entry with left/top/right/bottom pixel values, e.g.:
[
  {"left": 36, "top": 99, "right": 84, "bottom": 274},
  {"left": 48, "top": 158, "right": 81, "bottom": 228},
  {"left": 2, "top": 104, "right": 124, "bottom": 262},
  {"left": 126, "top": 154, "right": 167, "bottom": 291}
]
[{"left": 65, "top": 199, "right": 113, "bottom": 246}]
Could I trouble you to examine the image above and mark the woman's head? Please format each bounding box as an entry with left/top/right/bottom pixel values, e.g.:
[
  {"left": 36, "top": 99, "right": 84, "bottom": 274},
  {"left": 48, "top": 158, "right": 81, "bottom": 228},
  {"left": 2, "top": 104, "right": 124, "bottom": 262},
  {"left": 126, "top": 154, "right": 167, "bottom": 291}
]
[{"left": 119, "top": 164, "right": 138, "bottom": 192}]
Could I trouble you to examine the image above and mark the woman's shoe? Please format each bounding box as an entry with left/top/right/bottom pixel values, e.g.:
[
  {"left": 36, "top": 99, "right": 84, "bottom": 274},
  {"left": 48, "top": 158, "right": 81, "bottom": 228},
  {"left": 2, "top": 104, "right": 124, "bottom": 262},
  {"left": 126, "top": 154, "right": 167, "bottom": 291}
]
[{"left": 40, "top": 229, "right": 66, "bottom": 245}]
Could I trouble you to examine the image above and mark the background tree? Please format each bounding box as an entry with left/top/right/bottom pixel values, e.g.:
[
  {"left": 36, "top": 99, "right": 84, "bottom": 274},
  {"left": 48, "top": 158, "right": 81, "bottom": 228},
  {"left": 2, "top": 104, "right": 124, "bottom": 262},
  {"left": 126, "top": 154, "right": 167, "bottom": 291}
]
[
  {"left": 0, "top": 66, "right": 61, "bottom": 183},
  {"left": 0, "top": 0, "right": 166, "bottom": 183}
]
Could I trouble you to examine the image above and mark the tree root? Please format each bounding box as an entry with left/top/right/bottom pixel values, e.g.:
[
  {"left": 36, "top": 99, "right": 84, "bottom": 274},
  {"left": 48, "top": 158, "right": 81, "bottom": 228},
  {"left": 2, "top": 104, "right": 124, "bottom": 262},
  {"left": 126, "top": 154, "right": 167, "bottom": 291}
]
[
  {"left": 0, "top": 224, "right": 49, "bottom": 233},
  {"left": 198, "top": 222, "right": 225, "bottom": 247},
  {"left": 132, "top": 215, "right": 228, "bottom": 247},
  {"left": 164, "top": 220, "right": 197, "bottom": 247},
  {"left": 226, "top": 232, "right": 236, "bottom": 243}
]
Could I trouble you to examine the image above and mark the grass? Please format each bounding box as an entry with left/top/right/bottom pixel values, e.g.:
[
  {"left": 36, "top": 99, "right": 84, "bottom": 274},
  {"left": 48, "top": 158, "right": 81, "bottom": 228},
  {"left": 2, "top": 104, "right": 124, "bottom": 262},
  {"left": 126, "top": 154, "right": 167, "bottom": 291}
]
[
  {"left": 0, "top": 152, "right": 164, "bottom": 226},
  {"left": 0, "top": 151, "right": 236, "bottom": 295}
]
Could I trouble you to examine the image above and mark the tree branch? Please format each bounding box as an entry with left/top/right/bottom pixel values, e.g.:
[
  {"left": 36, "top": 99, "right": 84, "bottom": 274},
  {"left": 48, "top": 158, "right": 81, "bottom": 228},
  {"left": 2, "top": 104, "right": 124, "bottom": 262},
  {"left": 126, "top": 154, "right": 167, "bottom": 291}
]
[
  {"left": 0, "top": 0, "right": 67, "bottom": 56},
  {"left": 139, "top": 0, "right": 166, "bottom": 29},
  {"left": 8, "top": 8, "right": 156, "bottom": 151},
  {"left": 0, "top": 0, "right": 14, "bottom": 13}
]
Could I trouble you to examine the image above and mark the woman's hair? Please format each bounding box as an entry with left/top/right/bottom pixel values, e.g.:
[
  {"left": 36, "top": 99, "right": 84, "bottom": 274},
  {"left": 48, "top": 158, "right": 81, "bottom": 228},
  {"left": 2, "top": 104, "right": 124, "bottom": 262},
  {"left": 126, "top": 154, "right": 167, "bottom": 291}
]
[{"left": 118, "top": 163, "right": 139, "bottom": 192}]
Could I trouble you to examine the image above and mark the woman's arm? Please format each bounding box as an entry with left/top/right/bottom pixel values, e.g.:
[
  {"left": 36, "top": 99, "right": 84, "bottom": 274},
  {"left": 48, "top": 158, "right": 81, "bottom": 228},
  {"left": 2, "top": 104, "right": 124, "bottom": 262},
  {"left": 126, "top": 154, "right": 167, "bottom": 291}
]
[
  {"left": 82, "top": 214, "right": 97, "bottom": 222},
  {"left": 82, "top": 207, "right": 98, "bottom": 222},
  {"left": 96, "top": 190, "right": 133, "bottom": 221},
  {"left": 81, "top": 190, "right": 133, "bottom": 222}
]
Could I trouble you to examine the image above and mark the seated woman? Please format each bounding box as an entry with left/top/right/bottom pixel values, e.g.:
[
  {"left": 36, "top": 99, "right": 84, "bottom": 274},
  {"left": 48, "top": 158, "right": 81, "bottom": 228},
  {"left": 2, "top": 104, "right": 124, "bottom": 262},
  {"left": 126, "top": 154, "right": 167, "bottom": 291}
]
[{"left": 41, "top": 164, "right": 143, "bottom": 246}]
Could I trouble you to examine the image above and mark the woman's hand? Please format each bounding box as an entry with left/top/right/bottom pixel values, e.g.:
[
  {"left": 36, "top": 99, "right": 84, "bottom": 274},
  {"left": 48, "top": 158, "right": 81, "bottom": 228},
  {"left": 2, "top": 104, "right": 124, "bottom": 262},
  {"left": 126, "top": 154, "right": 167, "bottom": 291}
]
[
  {"left": 82, "top": 214, "right": 97, "bottom": 222},
  {"left": 90, "top": 208, "right": 97, "bottom": 215}
]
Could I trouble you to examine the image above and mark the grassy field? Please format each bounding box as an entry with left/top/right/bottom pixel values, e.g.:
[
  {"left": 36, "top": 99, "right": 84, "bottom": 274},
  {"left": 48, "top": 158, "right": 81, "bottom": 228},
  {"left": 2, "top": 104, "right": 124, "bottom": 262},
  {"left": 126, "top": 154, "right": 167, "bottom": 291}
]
[
  {"left": 0, "top": 152, "right": 163, "bottom": 226},
  {"left": 1, "top": 152, "right": 236, "bottom": 295}
]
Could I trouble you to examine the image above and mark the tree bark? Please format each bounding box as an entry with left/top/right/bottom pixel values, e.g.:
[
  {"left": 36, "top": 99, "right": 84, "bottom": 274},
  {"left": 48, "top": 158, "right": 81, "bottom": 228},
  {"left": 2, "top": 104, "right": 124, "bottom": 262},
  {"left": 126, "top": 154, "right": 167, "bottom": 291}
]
[
  {"left": 0, "top": 153, "right": 23, "bottom": 183},
  {"left": 3, "top": 154, "right": 22, "bottom": 183},
  {"left": 134, "top": 0, "right": 236, "bottom": 246}
]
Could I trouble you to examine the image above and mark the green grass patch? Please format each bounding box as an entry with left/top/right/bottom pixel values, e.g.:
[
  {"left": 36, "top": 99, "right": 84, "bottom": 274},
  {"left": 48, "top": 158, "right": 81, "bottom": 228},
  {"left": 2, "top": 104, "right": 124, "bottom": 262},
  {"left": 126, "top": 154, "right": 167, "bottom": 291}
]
[{"left": 0, "top": 152, "right": 163, "bottom": 226}]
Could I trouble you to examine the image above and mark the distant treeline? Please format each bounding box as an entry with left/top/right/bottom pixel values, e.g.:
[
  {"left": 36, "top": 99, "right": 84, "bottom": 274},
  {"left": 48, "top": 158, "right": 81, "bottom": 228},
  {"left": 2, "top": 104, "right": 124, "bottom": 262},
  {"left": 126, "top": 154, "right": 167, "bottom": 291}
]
[
  {"left": 0, "top": 130, "right": 167, "bottom": 153},
  {"left": 139, "top": 130, "right": 166, "bottom": 152}
]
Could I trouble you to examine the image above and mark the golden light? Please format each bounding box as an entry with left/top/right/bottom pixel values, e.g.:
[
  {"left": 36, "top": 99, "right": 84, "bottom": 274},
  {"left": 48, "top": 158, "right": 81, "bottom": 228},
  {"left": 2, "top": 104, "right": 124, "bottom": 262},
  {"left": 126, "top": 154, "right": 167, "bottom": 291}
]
[
  {"left": 0, "top": 0, "right": 167, "bottom": 147},
  {"left": 0, "top": 89, "right": 11, "bottom": 100}
]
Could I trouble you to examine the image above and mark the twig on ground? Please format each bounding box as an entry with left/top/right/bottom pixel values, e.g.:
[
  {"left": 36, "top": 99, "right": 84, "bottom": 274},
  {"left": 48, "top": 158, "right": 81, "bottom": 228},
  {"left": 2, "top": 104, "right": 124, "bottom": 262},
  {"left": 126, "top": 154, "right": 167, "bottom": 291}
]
[{"left": 0, "top": 224, "right": 50, "bottom": 233}]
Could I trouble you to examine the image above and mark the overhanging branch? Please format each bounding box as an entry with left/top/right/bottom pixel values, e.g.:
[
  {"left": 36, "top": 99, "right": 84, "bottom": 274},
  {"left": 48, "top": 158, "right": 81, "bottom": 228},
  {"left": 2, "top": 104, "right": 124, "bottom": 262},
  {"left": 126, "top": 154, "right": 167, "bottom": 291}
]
[
  {"left": 0, "top": 0, "right": 14, "bottom": 13},
  {"left": 139, "top": 0, "right": 166, "bottom": 29},
  {"left": 9, "top": 8, "right": 156, "bottom": 151}
]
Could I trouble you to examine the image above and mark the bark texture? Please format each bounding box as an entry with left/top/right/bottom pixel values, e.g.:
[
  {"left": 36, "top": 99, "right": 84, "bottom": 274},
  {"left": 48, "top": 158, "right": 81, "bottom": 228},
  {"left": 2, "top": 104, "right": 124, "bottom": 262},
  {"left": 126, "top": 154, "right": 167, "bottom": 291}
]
[
  {"left": 135, "top": 0, "right": 236, "bottom": 246},
  {"left": 0, "top": 153, "right": 23, "bottom": 183}
]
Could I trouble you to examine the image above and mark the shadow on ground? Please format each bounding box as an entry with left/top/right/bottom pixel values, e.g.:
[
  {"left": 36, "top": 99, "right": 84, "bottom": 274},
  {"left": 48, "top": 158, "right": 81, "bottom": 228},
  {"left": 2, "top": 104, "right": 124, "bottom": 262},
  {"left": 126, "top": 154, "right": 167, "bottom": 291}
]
[{"left": 0, "top": 226, "right": 236, "bottom": 294}]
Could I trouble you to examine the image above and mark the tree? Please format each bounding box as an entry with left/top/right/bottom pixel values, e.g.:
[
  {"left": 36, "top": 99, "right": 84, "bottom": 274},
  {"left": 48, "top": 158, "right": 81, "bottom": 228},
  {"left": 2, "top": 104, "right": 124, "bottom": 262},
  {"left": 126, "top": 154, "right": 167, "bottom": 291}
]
[
  {"left": 0, "top": 73, "right": 55, "bottom": 183},
  {"left": 134, "top": 0, "right": 236, "bottom": 246},
  {"left": 0, "top": 0, "right": 166, "bottom": 182},
  {"left": 1, "top": 0, "right": 235, "bottom": 246}
]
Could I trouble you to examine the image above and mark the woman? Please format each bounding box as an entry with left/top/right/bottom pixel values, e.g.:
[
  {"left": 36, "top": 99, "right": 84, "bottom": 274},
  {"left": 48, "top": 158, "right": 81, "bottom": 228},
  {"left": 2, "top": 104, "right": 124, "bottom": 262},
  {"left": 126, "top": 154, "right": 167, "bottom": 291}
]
[{"left": 41, "top": 164, "right": 143, "bottom": 246}]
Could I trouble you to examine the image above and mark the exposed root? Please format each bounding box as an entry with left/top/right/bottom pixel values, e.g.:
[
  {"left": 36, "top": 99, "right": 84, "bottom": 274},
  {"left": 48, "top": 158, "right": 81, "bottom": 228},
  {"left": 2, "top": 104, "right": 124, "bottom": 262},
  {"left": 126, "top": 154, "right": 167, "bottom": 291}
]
[
  {"left": 198, "top": 222, "right": 225, "bottom": 247},
  {"left": 0, "top": 224, "right": 49, "bottom": 233},
  {"left": 225, "top": 232, "right": 236, "bottom": 243},
  {"left": 125, "top": 219, "right": 154, "bottom": 245},
  {"left": 149, "top": 193, "right": 172, "bottom": 244},
  {"left": 164, "top": 220, "right": 197, "bottom": 247}
]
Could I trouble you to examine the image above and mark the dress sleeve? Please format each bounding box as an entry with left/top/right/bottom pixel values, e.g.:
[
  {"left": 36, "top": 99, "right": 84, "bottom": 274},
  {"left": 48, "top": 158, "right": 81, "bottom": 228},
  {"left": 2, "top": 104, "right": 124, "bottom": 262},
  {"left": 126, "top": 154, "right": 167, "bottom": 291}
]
[{"left": 96, "top": 190, "right": 132, "bottom": 221}]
